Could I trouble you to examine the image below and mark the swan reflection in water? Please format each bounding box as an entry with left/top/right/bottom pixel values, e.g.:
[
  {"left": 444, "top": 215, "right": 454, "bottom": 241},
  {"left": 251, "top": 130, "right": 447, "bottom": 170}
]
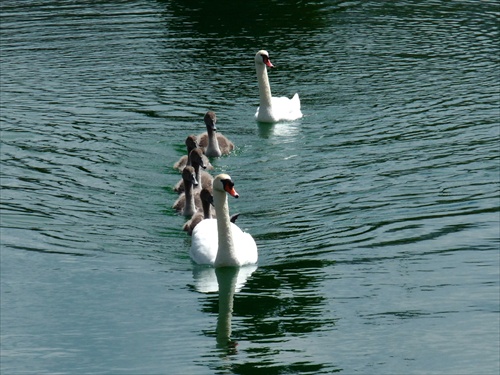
[
  {"left": 257, "top": 120, "right": 302, "bottom": 140},
  {"left": 192, "top": 265, "right": 257, "bottom": 349}
]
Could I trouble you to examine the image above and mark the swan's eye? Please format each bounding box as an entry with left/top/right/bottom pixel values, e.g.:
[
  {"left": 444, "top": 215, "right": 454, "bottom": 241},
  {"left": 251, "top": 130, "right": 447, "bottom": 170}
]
[{"left": 221, "top": 179, "right": 234, "bottom": 189}]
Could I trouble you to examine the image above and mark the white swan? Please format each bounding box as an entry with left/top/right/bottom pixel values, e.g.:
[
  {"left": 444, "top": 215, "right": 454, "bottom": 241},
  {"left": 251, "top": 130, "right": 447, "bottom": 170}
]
[
  {"left": 190, "top": 174, "right": 258, "bottom": 267},
  {"left": 197, "top": 111, "right": 235, "bottom": 157},
  {"left": 254, "top": 50, "right": 303, "bottom": 123}
]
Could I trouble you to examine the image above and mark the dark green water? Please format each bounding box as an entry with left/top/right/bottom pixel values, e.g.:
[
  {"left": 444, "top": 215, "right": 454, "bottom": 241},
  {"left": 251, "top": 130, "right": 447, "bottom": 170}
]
[{"left": 1, "top": 1, "right": 499, "bottom": 374}]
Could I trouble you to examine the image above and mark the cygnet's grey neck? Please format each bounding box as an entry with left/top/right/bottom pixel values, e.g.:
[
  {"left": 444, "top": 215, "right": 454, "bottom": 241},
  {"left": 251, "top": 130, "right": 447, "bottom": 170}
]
[
  {"left": 183, "top": 179, "right": 196, "bottom": 216},
  {"left": 205, "top": 126, "right": 221, "bottom": 157},
  {"left": 186, "top": 146, "right": 195, "bottom": 165},
  {"left": 201, "top": 197, "right": 212, "bottom": 219},
  {"left": 191, "top": 162, "right": 202, "bottom": 190}
]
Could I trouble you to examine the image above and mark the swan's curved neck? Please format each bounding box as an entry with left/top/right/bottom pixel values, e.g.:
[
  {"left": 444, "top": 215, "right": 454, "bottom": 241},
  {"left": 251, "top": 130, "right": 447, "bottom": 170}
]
[
  {"left": 256, "top": 63, "right": 272, "bottom": 108},
  {"left": 213, "top": 190, "right": 238, "bottom": 267},
  {"left": 184, "top": 180, "right": 196, "bottom": 216},
  {"left": 206, "top": 127, "right": 221, "bottom": 157}
]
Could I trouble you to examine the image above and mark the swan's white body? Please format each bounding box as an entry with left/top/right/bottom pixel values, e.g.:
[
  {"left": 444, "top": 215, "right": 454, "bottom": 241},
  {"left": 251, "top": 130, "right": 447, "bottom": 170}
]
[
  {"left": 190, "top": 174, "right": 258, "bottom": 267},
  {"left": 190, "top": 220, "right": 257, "bottom": 266},
  {"left": 254, "top": 50, "right": 303, "bottom": 123}
]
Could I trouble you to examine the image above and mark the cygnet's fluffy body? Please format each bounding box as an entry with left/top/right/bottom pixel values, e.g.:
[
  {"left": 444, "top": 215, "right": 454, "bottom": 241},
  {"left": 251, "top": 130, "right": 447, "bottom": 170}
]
[
  {"left": 174, "top": 148, "right": 213, "bottom": 194},
  {"left": 197, "top": 111, "right": 235, "bottom": 157},
  {"left": 173, "top": 135, "right": 213, "bottom": 171}
]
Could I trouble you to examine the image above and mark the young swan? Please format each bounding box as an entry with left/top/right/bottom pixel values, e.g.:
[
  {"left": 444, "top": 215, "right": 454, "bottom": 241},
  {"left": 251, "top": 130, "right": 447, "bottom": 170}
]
[
  {"left": 190, "top": 174, "right": 257, "bottom": 267},
  {"left": 183, "top": 188, "right": 214, "bottom": 235},
  {"left": 172, "top": 166, "right": 199, "bottom": 217},
  {"left": 174, "top": 148, "right": 213, "bottom": 194},
  {"left": 173, "top": 135, "right": 213, "bottom": 172},
  {"left": 197, "top": 111, "right": 235, "bottom": 157},
  {"left": 254, "top": 50, "right": 303, "bottom": 123}
]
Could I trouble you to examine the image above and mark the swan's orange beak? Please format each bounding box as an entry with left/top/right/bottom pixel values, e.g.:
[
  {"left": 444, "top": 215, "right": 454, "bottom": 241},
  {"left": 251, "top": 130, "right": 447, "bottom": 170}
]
[
  {"left": 225, "top": 185, "right": 239, "bottom": 198},
  {"left": 263, "top": 55, "right": 274, "bottom": 68}
]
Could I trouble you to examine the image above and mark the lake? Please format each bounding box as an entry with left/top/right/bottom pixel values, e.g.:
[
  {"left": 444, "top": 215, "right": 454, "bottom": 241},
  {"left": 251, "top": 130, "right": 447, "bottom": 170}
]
[{"left": 1, "top": 1, "right": 499, "bottom": 374}]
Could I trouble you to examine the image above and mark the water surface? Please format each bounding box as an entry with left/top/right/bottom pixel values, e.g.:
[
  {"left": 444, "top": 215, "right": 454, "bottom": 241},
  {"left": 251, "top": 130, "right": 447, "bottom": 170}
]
[{"left": 1, "top": 1, "right": 499, "bottom": 374}]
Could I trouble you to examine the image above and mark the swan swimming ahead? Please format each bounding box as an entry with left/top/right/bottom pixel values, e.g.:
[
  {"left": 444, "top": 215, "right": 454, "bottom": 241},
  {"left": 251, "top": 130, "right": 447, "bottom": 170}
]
[
  {"left": 254, "top": 50, "right": 303, "bottom": 123},
  {"left": 190, "top": 174, "right": 258, "bottom": 267}
]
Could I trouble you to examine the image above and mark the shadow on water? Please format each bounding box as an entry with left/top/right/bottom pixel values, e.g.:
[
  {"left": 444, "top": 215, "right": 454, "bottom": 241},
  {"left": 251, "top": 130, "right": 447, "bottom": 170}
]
[
  {"left": 154, "top": 0, "right": 342, "bottom": 79},
  {"left": 190, "top": 266, "right": 256, "bottom": 358},
  {"left": 214, "top": 267, "right": 240, "bottom": 350},
  {"left": 193, "top": 260, "right": 339, "bottom": 374},
  {"left": 158, "top": 0, "right": 331, "bottom": 37}
]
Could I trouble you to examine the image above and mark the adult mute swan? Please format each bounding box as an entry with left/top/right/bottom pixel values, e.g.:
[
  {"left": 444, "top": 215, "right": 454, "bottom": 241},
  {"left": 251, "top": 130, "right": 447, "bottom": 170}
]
[
  {"left": 254, "top": 50, "right": 303, "bottom": 123},
  {"left": 190, "top": 174, "right": 258, "bottom": 267},
  {"left": 197, "top": 111, "right": 235, "bottom": 157}
]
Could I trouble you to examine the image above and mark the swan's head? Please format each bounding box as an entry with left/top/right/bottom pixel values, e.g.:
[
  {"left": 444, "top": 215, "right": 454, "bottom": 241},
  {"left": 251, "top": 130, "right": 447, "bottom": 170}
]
[
  {"left": 189, "top": 148, "right": 207, "bottom": 169},
  {"left": 182, "top": 166, "right": 198, "bottom": 187},
  {"left": 213, "top": 174, "right": 239, "bottom": 198},
  {"left": 204, "top": 111, "right": 217, "bottom": 132},
  {"left": 185, "top": 135, "right": 198, "bottom": 151},
  {"left": 200, "top": 188, "right": 214, "bottom": 206},
  {"left": 255, "top": 50, "right": 274, "bottom": 68}
]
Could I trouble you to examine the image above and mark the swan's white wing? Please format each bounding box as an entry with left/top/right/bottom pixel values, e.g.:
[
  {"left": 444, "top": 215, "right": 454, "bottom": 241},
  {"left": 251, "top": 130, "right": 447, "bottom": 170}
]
[
  {"left": 190, "top": 219, "right": 218, "bottom": 265},
  {"left": 291, "top": 93, "right": 301, "bottom": 109},
  {"left": 190, "top": 220, "right": 258, "bottom": 266},
  {"left": 270, "top": 94, "right": 303, "bottom": 122},
  {"left": 231, "top": 223, "right": 258, "bottom": 266}
]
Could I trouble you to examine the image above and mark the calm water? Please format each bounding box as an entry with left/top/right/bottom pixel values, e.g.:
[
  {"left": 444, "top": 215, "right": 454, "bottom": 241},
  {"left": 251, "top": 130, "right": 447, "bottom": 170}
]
[{"left": 1, "top": 1, "right": 499, "bottom": 374}]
